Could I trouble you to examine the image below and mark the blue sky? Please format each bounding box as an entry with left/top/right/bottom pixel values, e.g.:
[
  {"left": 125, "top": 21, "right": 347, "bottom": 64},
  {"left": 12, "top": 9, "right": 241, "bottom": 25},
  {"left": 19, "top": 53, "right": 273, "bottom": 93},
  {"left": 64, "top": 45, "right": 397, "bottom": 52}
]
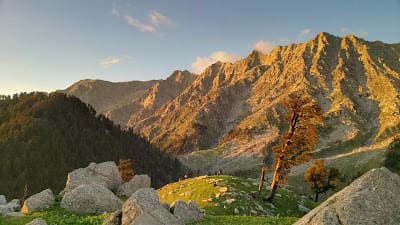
[{"left": 0, "top": 0, "right": 399, "bottom": 95}]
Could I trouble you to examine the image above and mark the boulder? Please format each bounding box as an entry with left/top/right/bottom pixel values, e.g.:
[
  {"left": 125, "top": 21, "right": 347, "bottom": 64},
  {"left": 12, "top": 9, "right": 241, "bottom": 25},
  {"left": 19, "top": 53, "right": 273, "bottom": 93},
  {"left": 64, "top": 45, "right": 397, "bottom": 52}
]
[
  {"left": 117, "top": 174, "right": 151, "bottom": 197},
  {"left": 0, "top": 205, "right": 12, "bottom": 214},
  {"left": 21, "top": 189, "right": 55, "bottom": 214},
  {"left": 63, "top": 161, "right": 122, "bottom": 193},
  {"left": 171, "top": 200, "right": 203, "bottom": 224},
  {"left": 61, "top": 184, "right": 122, "bottom": 215},
  {"left": 295, "top": 167, "right": 400, "bottom": 225},
  {"left": 102, "top": 210, "right": 122, "bottom": 225},
  {"left": 26, "top": 218, "right": 47, "bottom": 225},
  {"left": 122, "top": 188, "right": 182, "bottom": 225},
  {"left": 0, "top": 195, "right": 6, "bottom": 205},
  {"left": 7, "top": 199, "right": 21, "bottom": 211}
]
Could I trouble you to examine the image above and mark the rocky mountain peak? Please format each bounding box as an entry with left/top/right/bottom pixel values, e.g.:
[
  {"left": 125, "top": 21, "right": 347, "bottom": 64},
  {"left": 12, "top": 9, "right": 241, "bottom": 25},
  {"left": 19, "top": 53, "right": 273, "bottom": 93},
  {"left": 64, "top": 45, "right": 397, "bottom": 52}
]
[{"left": 166, "top": 70, "right": 197, "bottom": 83}]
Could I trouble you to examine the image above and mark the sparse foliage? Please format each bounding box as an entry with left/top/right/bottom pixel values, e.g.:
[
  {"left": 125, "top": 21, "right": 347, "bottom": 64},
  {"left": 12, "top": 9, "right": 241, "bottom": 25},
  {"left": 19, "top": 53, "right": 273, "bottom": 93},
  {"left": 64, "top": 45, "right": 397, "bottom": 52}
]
[
  {"left": 305, "top": 159, "right": 340, "bottom": 202},
  {"left": 266, "top": 93, "right": 322, "bottom": 201},
  {"left": 118, "top": 159, "right": 135, "bottom": 183},
  {"left": 384, "top": 138, "right": 400, "bottom": 174}
]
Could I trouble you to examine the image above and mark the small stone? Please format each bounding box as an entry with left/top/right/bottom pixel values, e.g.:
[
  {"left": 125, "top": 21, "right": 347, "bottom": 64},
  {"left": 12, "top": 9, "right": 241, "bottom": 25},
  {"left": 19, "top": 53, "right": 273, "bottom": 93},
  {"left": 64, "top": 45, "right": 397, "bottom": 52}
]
[
  {"left": 225, "top": 198, "right": 235, "bottom": 204},
  {"left": 26, "top": 218, "right": 47, "bottom": 225}
]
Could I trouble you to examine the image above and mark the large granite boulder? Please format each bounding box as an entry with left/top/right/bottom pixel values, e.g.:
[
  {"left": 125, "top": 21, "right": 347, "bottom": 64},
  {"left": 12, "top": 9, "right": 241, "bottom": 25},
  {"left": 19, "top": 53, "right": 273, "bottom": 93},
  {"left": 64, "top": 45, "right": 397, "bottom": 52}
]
[
  {"left": 21, "top": 189, "right": 55, "bottom": 214},
  {"left": 295, "top": 167, "right": 400, "bottom": 225},
  {"left": 26, "top": 218, "right": 47, "bottom": 225},
  {"left": 60, "top": 184, "right": 122, "bottom": 215},
  {"left": 122, "top": 188, "right": 182, "bottom": 225},
  {"left": 171, "top": 200, "right": 203, "bottom": 224},
  {"left": 63, "top": 161, "right": 122, "bottom": 193},
  {"left": 118, "top": 174, "right": 151, "bottom": 197}
]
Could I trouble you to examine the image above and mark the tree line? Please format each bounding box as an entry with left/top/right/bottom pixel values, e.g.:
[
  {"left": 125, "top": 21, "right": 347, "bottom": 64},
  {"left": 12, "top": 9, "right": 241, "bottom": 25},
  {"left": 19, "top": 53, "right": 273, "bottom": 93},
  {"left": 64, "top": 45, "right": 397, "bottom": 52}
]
[{"left": 0, "top": 92, "right": 185, "bottom": 199}]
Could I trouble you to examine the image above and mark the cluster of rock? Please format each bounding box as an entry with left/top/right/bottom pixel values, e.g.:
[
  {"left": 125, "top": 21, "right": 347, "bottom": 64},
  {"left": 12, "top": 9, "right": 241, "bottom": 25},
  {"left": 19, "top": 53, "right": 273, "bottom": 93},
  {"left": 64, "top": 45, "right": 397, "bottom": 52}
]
[
  {"left": 4, "top": 161, "right": 203, "bottom": 225},
  {"left": 0, "top": 195, "right": 22, "bottom": 216},
  {"left": 111, "top": 188, "right": 203, "bottom": 225}
]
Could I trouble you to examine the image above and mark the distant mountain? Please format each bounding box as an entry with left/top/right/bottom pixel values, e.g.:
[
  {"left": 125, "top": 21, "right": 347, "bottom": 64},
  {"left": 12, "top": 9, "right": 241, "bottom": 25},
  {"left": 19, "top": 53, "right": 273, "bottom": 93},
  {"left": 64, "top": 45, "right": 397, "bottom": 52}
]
[
  {"left": 0, "top": 92, "right": 184, "bottom": 199},
  {"left": 62, "top": 33, "right": 400, "bottom": 174},
  {"left": 60, "top": 70, "right": 197, "bottom": 126}
]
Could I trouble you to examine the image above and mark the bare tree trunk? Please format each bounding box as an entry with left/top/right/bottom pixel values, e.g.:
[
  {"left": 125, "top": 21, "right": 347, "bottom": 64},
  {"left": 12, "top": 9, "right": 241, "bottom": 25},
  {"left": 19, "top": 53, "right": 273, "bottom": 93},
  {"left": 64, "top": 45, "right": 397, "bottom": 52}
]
[
  {"left": 257, "top": 167, "right": 267, "bottom": 195},
  {"left": 266, "top": 160, "right": 280, "bottom": 202},
  {"left": 315, "top": 190, "right": 319, "bottom": 202},
  {"left": 266, "top": 183, "right": 278, "bottom": 202}
]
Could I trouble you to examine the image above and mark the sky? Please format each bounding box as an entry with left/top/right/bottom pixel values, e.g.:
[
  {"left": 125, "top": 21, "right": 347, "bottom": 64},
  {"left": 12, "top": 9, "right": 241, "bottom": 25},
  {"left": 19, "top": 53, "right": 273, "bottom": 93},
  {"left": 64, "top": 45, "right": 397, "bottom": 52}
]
[{"left": 0, "top": 0, "right": 399, "bottom": 95}]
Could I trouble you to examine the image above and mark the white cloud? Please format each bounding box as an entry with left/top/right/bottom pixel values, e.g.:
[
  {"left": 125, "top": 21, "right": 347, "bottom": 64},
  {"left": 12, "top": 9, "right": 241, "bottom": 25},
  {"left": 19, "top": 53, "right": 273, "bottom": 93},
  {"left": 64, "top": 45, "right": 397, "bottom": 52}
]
[
  {"left": 192, "top": 51, "right": 240, "bottom": 74},
  {"left": 101, "top": 57, "right": 121, "bottom": 68},
  {"left": 300, "top": 28, "right": 311, "bottom": 36},
  {"left": 149, "top": 11, "right": 176, "bottom": 28},
  {"left": 124, "top": 15, "right": 155, "bottom": 32},
  {"left": 252, "top": 40, "right": 276, "bottom": 54}
]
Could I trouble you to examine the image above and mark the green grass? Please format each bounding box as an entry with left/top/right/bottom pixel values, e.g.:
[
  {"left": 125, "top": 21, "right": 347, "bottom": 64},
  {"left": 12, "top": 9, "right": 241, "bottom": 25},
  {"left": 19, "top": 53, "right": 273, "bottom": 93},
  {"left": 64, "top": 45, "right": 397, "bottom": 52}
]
[
  {"left": 0, "top": 206, "right": 108, "bottom": 225},
  {"left": 158, "top": 175, "right": 316, "bottom": 218},
  {"left": 190, "top": 215, "right": 298, "bottom": 225}
]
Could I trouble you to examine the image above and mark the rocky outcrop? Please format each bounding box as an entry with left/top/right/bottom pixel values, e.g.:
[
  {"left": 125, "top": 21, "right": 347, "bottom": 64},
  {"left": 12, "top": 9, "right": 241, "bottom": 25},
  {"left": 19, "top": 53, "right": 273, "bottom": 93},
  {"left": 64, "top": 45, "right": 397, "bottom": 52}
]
[
  {"left": 170, "top": 200, "right": 203, "bottom": 224},
  {"left": 25, "top": 218, "right": 47, "bottom": 225},
  {"left": 121, "top": 188, "right": 183, "bottom": 225},
  {"left": 295, "top": 167, "right": 400, "bottom": 225},
  {"left": 21, "top": 189, "right": 55, "bottom": 214},
  {"left": 60, "top": 184, "right": 122, "bottom": 215},
  {"left": 117, "top": 174, "right": 151, "bottom": 197},
  {"left": 0, "top": 197, "right": 21, "bottom": 215},
  {"left": 63, "top": 161, "right": 122, "bottom": 193}
]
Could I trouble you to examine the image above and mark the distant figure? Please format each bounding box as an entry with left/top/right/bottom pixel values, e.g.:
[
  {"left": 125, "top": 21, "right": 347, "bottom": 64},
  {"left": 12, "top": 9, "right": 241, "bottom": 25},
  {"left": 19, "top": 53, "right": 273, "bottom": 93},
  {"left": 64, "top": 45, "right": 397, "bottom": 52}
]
[{"left": 217, "top": 169, "right": 222, "bottom": 176}]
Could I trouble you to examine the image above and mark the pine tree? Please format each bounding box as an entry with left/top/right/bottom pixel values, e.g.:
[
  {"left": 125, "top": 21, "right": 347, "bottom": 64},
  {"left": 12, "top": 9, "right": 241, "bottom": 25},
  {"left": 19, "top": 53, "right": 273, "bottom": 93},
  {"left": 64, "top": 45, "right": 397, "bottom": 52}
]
[{"left": 266, "top": 93, "right": 322, "bottom": 202}]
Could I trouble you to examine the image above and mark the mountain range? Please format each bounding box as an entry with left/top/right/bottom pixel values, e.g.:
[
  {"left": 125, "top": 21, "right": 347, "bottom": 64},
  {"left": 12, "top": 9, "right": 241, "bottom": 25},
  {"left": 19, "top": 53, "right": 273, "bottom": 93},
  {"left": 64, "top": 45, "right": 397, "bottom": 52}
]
[{"left": 61, "top": 32, "right": 400, "bottom": 180}]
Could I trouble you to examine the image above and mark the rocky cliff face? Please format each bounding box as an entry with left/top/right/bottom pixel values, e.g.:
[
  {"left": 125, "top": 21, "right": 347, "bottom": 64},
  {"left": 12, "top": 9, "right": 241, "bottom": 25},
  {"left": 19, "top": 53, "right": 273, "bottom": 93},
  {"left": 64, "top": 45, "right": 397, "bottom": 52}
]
[
  {"left": 63, "top": 33, "right": 400, "bottom": 157},
  {"left": 136, "top": 33, "right": 400, "bottom": 154}
]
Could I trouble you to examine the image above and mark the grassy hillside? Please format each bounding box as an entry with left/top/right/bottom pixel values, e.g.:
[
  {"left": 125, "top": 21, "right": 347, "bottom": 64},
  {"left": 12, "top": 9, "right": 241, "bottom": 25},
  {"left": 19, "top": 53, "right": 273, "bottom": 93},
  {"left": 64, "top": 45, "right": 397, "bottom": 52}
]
[
  {"left": 0, "top": 92, "right": 184, "bottom": 199},
  {"left": 158, "top": 175, "right": 317, "bottom": 222}
]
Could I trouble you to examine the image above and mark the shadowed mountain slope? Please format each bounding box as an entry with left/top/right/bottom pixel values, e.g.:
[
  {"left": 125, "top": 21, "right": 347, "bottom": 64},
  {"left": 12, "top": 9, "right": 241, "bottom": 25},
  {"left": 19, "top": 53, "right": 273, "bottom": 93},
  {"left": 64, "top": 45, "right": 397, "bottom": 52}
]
[{"left": 0, "top": 92, "right": 184, "bottom": 199}]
